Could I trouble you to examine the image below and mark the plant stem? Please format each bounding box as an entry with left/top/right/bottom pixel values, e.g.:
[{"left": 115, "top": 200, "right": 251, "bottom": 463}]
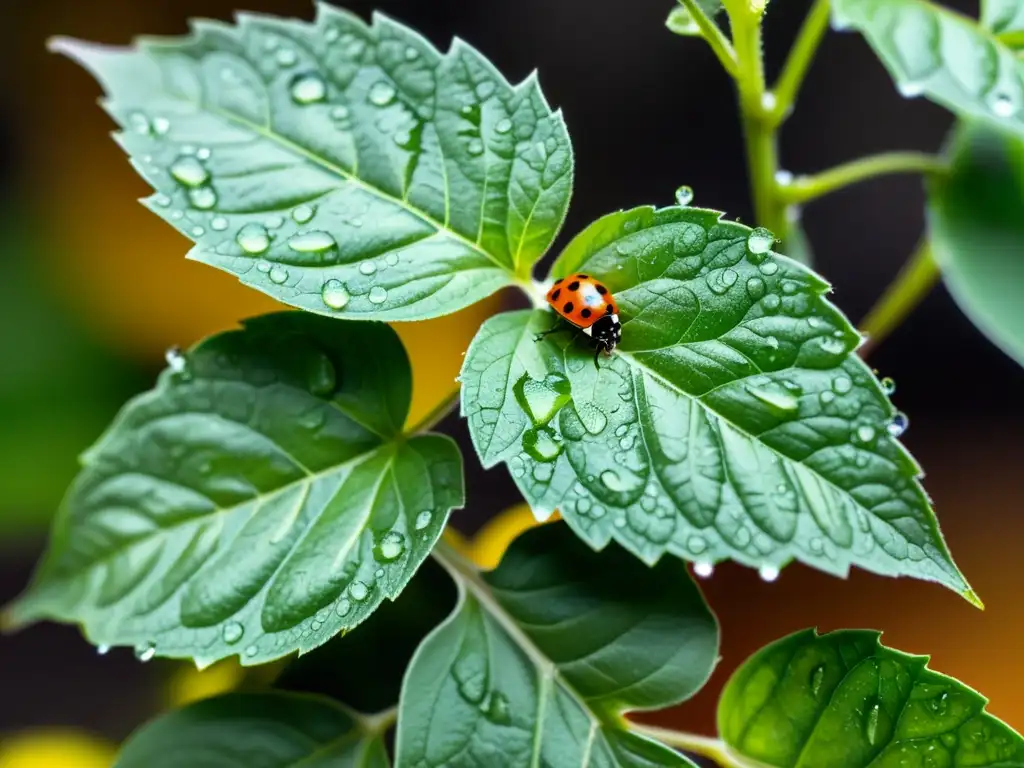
[
  {"left": 406, "top": 389, "right": 461, "bottom": 435},
  {"left": 778, "top": 152, "right": 948, "bottom": 205},
  {"left": 632, "top": 724, "right": 747, "bottom": 767},
  {"left": 683, "top": 0, "right": 739, "bottom": 77},
  {"left": 732, "top": 8, "right": 787, "bottom": 241},
  {"left": 858, "top": 240, "right": 940, "bottom": 357},
  {"left": 359, "top": 705, "right": 398, "bottom": 736},
  {"left": 769, "top": 0, "right": 831, "bottom": 126}
]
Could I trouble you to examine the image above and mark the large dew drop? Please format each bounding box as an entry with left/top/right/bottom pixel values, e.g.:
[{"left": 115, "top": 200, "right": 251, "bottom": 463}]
[
  {"left": 513, "top": 373, "right": 571, "bottom": 426},
  {"left": 747, "top": 227, "right": 775, "bottom": 255},
  {"left": 321, "top": 279, "right": 350, "bottom": 310},
  {"left": 887, "top": 411, "right": 909, "bottom": 438},
  {"left": 375, "top": 531, "right": 406, "bottom": 562},
  {"left": 521, "top": 426, "right": 563, "bottom": 462},
  {"left": 415, "top": 510, "right": 433, "bottom": 531},
  {"left": 290, "top": 71, "right": 327, "bottom": 104},
  {"left": 189, "top": 187, "right": 217, "bottom": 210},
  {"left": 368, "top": 286, "right": 388, "bottom": 304},
  {"left": 675, "top": 185, "right": 694, "bottom": 206},
  {"left": 288, "top": 231, "right": 336, "bottom": 254},
  {"left": 237, "top": 223, "right": 271, "bottom": 255},
  {"left": 368, "top": 81, "right": 397, "bottom": 106},
  {"left": 170, "top": 156, "right": 209, "bottom": 187},
  {"left": 222, "top": 621, "right": 244, "bottom": 644}
]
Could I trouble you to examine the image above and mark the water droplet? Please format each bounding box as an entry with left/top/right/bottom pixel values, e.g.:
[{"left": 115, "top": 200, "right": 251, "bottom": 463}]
[
  {"left": 165, "top": 345, "right": 188, "bottom": 376},
  {"left": 244, "top": 644, "right": 259, "bottom": 658},
  {"left": 746, "top": 277, "right": 766, "bottom": 299},
  {"left": 292, "top": 204, "right": 316, "bottom": 224},
  {"left": 211, "top": 216, "right": 229, "bottom": 231},
  {"left": 256, "top": 261, "right": 271, "bottom": 273},
  {"left": 495, "top": 118, "right": 513, "bottom": 134},
  {"left": 331, "top": 105, "right": 350, "bottom": 122},
  {"left": 600, "top": 469, "right": 643, "bottom": 493},
  {"left": 468, "top": 138, "right": 484, "bottom": 156},
  {"left": 321, "top": 279, "right": 350, "bottom": 310},
  {"left": 188, "top": 186, "right": 217, "bottom": 210},
  {"left": 898, "top": 80, "right": 925, "bottom": 98},
  {"left": 513, "top": 373, "right": 571, "bottom": 426},
  {"left": 759, "top": 564, "right": 780, "bottom": 582},
  {"left": 237, "top": 223, "right": 270, "bottom": 255},
  {"left": 196, "top": 148, "right": 212, "bottom": 161},
  {"left": 775, "top": 169, "right": 794, "bottom": 185},
  {"left": 687, "top": 535, "right": 707, "bottom": 554},
  {"left": 675, "top": 185, "right": 694, "bottom": 206},
  {"left": 810, "top": 664, "right": 826, "bottom": 696},
  {"left": 887, "top": 412, "right": 909, "bottom": 438},
  {"left": 747, "top": 227, "right": 775, "bottom": 255},
  {"left": 990, "top": 92, "right": 1017, "bottom": 118},
  {"left": 521, "top": 426, "right": 564, "bottom": 462},
  {"left": 404, "top": 45, "right": 420, "bottom": 61},
  {"left": 476, "top": 81, "right": 496, "bottom": 100},
  {"left": 335, "top": 598, "right": 351, "bottom": 616},
  {"left": 368, "top": 286, "right": 388, "bottom": 304},
  {"left": 761, "top": 91, "right": 777, "bottom": 112},
  {"left": 385, "top": 252, "right": 399, "bottom": 267},
  {"left": 865, "top": 702, "right": 881, "bottom": 745},
  {"left": 288, "top": 230, "right": 336, "bottom": 254},
  {"left": 368, "top": 81, "right": 396, "bottom": 106},
  {"left": 415, "top": 510, "right": 433, "bottom": 531},
  {"left": 135, "top": 643, "right": 156, "bottom": 662},
  {"left": 832, "top": 376, "right": 853, "bottom": 394},
  {"left": 349, "top": 581, "right": 369, "bottom": 601},
  {"left": 359, "top": 260, "right": 377, "bottom": 275},
  {"left": 746, "top": 385, "right": 799, "bottom": 415},
  {"left": 930, "top": 691, "right": 949, "bottom": 715},
  {"left": 759, "top": 260, "right": 779, "bottom": 276},
  {"left": 97, "top": 644, "right": 111, "bottom": 655},
  {"left": 269, "top": 265, "right": 289, "bottom": 284},
  {"left": 290, "top": 71, "right": 327, "bottom": 104},
  {"left": 856, "top": 425, "right": 877, "bottom": 444},
  {"left": 170, "top": 155, "right": 209, "bottom": 187},
  {"left": 276, "top": 48, "right": 298, "bottom": 67},
  {"left": 129, "top": 112, "right": 151, "bottom": 134},
  {"left": 375, "top": 531, "right": 406, "bottom": 562},
  {"left": 694, "top": 561, "right": 714, "bottom": 579},
  {"left": 191, "top": 225, "right": 206, "bottom": 237},
  {"left": 153, "top": 116, "right": 171, "bottom": 135},
  {"left": 576, "top": 403, "right": 608, "bottom": 435},
  {"left": 222, "top": 621, "right": 244, "bottom": 644},
  {"left": 325, "top": 27, "right": 341, "bottom": 43},
  {"left": 880, "top": 377, "right": 896, "bottom": 395}
]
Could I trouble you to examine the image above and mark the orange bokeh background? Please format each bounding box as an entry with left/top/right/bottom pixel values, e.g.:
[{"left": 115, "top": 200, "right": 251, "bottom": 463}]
[{"left": 0, "top": 0, "right": 1021, "bottom": 759}]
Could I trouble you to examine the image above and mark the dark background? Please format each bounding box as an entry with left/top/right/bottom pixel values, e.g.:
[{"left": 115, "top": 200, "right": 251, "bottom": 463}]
[{"left": 1, "top": 0, "right": 1021, "bottom": 758}]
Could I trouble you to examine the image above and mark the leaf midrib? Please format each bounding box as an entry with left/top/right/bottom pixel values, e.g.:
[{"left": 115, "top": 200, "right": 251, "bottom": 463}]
[{"left": 165, "top": 52, "right": 515, "bottom": 277}]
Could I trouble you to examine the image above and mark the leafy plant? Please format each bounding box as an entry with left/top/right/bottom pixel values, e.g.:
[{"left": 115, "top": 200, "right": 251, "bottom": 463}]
[{"left": 5, "top": 1, "right": 1023, "bottom": 765}]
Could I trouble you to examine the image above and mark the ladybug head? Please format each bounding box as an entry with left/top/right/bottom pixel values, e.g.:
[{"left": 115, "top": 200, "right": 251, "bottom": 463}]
[{"left": 584, "top": 313, "right": 622, "bottom": 353}]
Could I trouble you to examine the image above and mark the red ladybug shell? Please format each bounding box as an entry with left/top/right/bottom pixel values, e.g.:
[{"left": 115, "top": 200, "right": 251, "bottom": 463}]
[{"left": 546, "top": 274, "right": 618, "bottom": 328}]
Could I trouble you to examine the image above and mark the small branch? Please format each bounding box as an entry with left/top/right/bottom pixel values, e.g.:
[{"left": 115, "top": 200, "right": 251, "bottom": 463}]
[
  {"left": 632, "top": 724, "right": 745, "bottom": 767},
  {"left": 406, "top": 389, "right": 461, "bottom": 435},
  {"left": 859, "top": 240, "right": 940, "bottom": 358},
  {"left": 359, "top": 705, "right": 398, "bottom": 736},
  {"left": 682, "top": 0, "right": 740, "bottom": 78},
  {"left": 769, "top": 0, "right": 831, "bottom": 126},
  {"left": 778, "top": 152, "right": 949, "bottom": 205},
  {"left": 998, "top": 30, "right": 1024, "bottom": 49}
]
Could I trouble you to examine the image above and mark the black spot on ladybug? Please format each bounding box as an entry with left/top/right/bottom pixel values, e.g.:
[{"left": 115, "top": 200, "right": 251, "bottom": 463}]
[
  {"left": 577, "top": 274, "right": 590, "bottom": 279},
  {"left": 581, "top": 308, "right": 592, "bottom": 319},
  {"left": 568, "top": 280, "right": 580, "bottom": 291},
  {"left": 596, "top": 284, "right": 608, "bottom": 295},
  {"left": 551, "top": 288, "right": 561, "bottom": 301},
  {"left": 563, "top": 302, "right": 574, "bottom": 314}
]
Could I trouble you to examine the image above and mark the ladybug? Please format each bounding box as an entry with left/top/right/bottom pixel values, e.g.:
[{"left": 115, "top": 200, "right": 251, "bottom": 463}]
[{"left": 536, "top": 273, "right": 621, "bottom": 367}]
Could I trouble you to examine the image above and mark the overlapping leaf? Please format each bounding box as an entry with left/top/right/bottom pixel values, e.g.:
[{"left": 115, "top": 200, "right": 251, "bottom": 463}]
[
  {"left": 928, "top": 122, "right": 1024, "bottom": 368},
  {"left": 115, "top": 692, "right": 390, "bottom": 768},
  {"left": 719, "top": 629, "right": 1024, "bottom": 767},
  {"left": 52, "top": 3, "right": 572, "bottom": 320},
  {"left": 984, "top": 0, "right": 1024, "bottom": 41},
  {"left": 396, "top": 524, "right": 718, "bottom": 767},
  {"left": 666, "top": 1, "right": 724, "bottom": 38},
  {"left": 461, "top": 205, "right": 975, "bottom": 600},
  {"left": 833, "top": 0, "right": 1024, "bottom": 138},
  {"left": 5, "top": 313, "right": 464, "bottom": 666}
]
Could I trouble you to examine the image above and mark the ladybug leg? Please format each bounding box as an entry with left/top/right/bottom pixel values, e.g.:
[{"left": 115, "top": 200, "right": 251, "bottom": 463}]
[
  {"left": 533, "top": 321, "right": 564, "bottom": 342},
  {"left": 593, "top": 345, "right": 603, "bottom": 370}
]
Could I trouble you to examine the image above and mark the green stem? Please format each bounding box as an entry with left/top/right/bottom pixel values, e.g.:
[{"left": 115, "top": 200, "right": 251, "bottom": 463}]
[
  {"left": 631, "top": 724, "right": 747, "bottom": 767},
  {"left": 359, "top": 705, "right": 398, "bottom": 736},
  {"left": 731, "top": 8, "right": 787, "bottom": 241},
  {"left": 769, "top": 0, "right": 831, "bottom": 125},
  {"left": 778, "top": 152, "right": 948, "bottom": 205},
  {"left": 998, "top": 30, "right": 1024, "bottom": 48},
  {"left": 682, "top": 0, "right": 739, "bottom": 77},
  {"left": 858, "top": 240, "right": 940, "bottom": 357}
]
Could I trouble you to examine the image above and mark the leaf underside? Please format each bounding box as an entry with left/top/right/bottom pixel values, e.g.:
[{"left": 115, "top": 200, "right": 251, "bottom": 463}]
[
  {"left": 460, "top": 205, "right": 973, "bottom": 601},
  {"left": 928, "top": 121, "right": 1024, "bottom": 368},
  {"left": 52, "top": 3, "right": 572, "bottom": 320},
  {"left": 833, "top": 0, "right": 1024, "bottom": 138},
  {"left": 983, "top": 0, "right": 1024, "bottom": 39},
  {"left": 719, "top": 628, "right": 1024, "bottom": 768},
  {"left": 5, "top": 313, "right": 464, "bottom": 666},
  {"left": 115, "top": 692, "right": 389, "bottom": 768},
  {"left": 396, "top": 524, "right": 717, "bottom": 767}
]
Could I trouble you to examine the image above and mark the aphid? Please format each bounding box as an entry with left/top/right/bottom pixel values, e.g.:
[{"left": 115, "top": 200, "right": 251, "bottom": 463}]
[{"left": 535, "top": 273, "right": 621, "bottom": 367}]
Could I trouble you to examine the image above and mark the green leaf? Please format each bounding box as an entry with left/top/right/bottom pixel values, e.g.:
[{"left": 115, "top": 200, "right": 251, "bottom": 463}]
[
  {"left": 666, "top": 1, "right": 723, "bottom": 37},
  {"left": 461, "top": 205, "right": 975, "bottom": 602},
  {"left": 719, "top": 629, "right": 1024, "bottom": 768},
  {"left": 928, "top": 121, "right": 1024, "bottom": 368},
  {"left": 115, "top": 692, "right": 390, "bottom": 768},
  {"left": 51, "top": 4, "right": 572, "bottom": 319},
  {"left": 5, "top": 312, "right": 464, "bottom": 666},
  {"left": 983, "top": 0, "right": 1024, "bottom": 39},
  {"left": 832, "top": 0, "right": 1024, "bottom": 138},
  {"left": 395, "top": 523, "right": 717, "bottom": 767}
]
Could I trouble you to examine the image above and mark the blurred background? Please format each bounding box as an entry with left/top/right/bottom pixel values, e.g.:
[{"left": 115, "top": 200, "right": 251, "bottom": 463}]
[{"left": 1, "top": 0, "right": 1021, "bottom": 764}]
